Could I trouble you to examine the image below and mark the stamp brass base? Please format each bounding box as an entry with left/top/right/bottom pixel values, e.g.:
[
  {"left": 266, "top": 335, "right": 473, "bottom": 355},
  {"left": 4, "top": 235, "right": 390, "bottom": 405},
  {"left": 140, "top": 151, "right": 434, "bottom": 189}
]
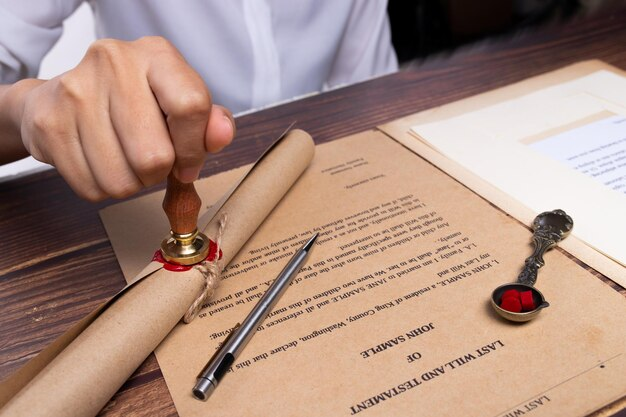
[{"left": 160, "top": 228, "right": 210, "bottom": 266}]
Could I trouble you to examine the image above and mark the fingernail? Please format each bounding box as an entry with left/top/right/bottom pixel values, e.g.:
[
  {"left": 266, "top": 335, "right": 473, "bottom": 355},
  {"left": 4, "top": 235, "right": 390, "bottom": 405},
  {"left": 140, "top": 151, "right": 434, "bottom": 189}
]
[
  {"left": 223, "top": 113, "right": 236, "bottom": 139},
  {"left": 209, "top": 115, "right": 235, "bottom": 154},
  {"left": 176, "top": 166, "right": 201, "bottom": 183}
]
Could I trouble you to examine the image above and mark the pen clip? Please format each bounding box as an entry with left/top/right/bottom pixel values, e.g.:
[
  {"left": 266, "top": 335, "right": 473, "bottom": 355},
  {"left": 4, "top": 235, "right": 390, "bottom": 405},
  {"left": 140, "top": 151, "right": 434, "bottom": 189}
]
[{"left": 198, "top": 323, "right": 241, "bottom": 378}]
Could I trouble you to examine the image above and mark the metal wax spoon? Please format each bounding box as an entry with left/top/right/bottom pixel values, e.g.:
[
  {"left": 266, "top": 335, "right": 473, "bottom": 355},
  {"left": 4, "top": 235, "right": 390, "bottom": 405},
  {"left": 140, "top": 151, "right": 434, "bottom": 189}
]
[{"left": 491, "top": 209, "right": 573, "bottom": 322}]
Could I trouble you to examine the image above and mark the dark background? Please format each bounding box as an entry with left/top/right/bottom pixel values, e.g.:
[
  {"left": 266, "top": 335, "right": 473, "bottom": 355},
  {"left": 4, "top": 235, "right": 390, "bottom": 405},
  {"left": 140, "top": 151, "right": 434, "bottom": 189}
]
[{"left": 388, "top": 0, "right": 626, "bottom": 65}]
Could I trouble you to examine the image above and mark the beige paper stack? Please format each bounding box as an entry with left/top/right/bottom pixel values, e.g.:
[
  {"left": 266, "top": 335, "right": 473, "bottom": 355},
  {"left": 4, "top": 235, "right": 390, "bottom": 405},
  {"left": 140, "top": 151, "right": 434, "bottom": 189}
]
[{"left": 0, "top": 129, "right": 315, "bottom": 417}]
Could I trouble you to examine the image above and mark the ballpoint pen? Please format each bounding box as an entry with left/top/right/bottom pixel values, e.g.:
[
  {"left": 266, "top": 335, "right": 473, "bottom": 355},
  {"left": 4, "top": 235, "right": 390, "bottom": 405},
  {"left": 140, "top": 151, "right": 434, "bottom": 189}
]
[{"left": 192, "top": 233, "right": 319, "bottom": 401}]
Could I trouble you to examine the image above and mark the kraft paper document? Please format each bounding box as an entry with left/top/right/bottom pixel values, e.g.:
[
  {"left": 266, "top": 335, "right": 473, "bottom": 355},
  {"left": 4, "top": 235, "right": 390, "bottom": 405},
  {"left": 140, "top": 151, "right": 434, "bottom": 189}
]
[
  {"left": 0, "top": 130, "right": 314, "bottom": 417},
  {"left": 104, "top": 130, "right": 626, "bottom": 417},
  {"left": 380, "top": 60, "right": 626, "bottom": 286}
]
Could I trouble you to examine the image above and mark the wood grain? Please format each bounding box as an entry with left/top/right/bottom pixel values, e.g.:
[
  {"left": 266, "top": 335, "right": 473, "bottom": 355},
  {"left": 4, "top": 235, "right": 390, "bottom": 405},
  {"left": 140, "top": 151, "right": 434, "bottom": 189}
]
[{"left": 1, "top": 8, "right": 625, "bottom": 417}]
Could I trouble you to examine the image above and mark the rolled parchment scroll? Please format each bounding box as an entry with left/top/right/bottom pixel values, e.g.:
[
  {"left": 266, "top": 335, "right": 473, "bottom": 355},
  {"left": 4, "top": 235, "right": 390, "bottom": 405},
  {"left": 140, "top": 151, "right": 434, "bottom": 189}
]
[{"left": 0, "top": 129, "right": 315, "bottom": 417}]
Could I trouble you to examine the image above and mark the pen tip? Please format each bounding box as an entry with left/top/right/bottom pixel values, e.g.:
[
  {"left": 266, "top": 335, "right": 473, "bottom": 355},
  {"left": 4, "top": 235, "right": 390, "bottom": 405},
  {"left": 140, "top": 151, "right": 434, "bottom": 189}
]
[{"left": 302, "top": 233, "right": 318, "bottom": 252}]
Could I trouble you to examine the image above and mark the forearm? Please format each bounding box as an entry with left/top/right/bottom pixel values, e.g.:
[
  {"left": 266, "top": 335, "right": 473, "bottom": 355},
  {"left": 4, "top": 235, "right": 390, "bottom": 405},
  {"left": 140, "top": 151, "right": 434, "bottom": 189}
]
[{"left": 0, "top": 79, "right": 42, "bottom": 164}]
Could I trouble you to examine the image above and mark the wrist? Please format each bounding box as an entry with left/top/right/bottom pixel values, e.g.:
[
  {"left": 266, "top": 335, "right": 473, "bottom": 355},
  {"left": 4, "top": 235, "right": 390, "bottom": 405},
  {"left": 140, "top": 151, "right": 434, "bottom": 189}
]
[{"left": 0, "top": 79, "right": 45, "bottom": 164}]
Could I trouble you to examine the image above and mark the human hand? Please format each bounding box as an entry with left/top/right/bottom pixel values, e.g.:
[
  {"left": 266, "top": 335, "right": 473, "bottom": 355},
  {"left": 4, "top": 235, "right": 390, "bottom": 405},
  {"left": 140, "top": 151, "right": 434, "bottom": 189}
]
[{"left": 8, "top": 37, "right": 234, "bottom": 201}]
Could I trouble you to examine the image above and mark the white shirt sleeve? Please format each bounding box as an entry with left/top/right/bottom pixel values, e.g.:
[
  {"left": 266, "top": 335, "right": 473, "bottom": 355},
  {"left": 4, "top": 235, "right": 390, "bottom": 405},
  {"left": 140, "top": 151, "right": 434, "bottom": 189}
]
[
  {"left": 0, "top": 0, "right": 397, "bottom": 113},
  {"left": 326, "top": 1, "right": 397, "bottom": 89},
  {"left": 0, "top": 0, "right": 83, "bottom": 83}
]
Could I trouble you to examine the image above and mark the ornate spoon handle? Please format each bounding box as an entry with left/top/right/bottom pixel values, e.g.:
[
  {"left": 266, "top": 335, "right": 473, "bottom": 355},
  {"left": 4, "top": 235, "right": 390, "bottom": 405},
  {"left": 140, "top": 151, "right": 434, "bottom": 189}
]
[{"left": 517, "top": 210, "right": 573, "bottom": 286}]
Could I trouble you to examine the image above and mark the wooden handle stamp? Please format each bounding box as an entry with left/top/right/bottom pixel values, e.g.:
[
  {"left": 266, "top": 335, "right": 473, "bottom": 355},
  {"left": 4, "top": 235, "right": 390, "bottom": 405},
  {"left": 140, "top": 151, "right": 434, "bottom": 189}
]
[{"left": 160, "top": 173, "right": 210, "bottom": 265}]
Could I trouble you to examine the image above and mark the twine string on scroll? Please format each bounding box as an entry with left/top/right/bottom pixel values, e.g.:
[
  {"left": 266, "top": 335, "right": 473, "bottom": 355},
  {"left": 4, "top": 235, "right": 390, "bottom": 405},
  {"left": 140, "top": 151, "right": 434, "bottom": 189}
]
[{"left": 184, "top": 213, "right": 228, "bottom": 324}]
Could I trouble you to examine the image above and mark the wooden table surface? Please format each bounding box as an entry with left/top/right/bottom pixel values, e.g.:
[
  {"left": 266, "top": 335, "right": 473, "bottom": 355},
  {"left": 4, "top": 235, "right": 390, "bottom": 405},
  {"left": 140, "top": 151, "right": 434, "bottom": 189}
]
[{"left": 1, "top": 8, "right": 625, "bottom": 417}]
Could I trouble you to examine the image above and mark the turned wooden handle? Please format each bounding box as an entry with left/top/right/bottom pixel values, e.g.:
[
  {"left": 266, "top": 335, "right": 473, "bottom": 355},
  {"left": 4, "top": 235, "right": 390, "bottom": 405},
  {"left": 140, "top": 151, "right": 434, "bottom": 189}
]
[{"left": 162, "top": 173, "right": 201, "bottom": 235}]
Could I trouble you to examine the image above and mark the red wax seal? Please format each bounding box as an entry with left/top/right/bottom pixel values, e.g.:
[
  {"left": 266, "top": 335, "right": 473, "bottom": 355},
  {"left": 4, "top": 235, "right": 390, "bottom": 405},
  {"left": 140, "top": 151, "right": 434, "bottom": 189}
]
[
  {"left": 152, "top": 239, "right": 223, "bottom": 272},
  {"left": 520, "top": 290, "right": 536, "bottom": 311},
  {"left": 500, "top": 297, "right": 522, "bottom": 313},
  {"left": 502, "top": 289, "right": 520, "bottom": 301}
]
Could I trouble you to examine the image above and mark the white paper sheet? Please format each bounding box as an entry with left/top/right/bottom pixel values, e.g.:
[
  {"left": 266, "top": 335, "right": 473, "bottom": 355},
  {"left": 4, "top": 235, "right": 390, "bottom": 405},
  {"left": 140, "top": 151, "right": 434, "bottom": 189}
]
[
  {"left": 529, "top": 115, "right": 626, "bottom": 194},
  {"left": 411, "top": 70, "right": 626, "bottom": 267}
]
